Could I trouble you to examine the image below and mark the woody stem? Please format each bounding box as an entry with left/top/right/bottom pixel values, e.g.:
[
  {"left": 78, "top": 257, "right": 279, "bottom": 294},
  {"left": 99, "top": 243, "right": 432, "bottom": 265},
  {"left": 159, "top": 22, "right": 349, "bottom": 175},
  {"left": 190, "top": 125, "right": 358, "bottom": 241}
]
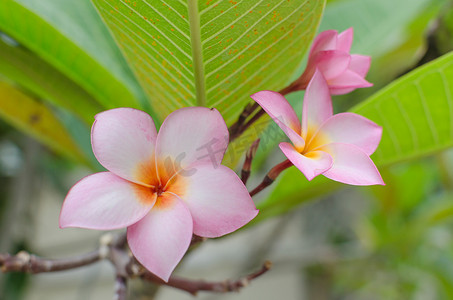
[
  {"left": 249, "top": 159, "right": 293, "bottom": 197},
  {"left": 229, "top": 84, "right": 301, "bottom": 142},
  {"left": 141, "top": 261, "right": 272, "bottom": 295},
  {"left": 241, "top": 139, "right": 261, "bottom": 185}
]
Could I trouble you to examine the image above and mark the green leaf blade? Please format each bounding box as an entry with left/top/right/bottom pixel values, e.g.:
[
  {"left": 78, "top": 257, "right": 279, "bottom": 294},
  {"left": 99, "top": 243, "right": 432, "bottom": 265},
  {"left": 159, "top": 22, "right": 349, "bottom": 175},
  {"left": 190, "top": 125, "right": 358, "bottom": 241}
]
[
  {"left": 0, "top": 38, "right": 102, "bottom": 125},
  {"left": 352, "top": 51, "right": 453, "bottom": 166},
  {"left": 202, "top": 0, "right": 323, "bottom": 122},
  {"left": 92, "top": 0, "right": 196, "bottom": 118},
  {"left": 0, "top": 81, "right": 87, "bottom": 164},
  {"left": 91, "top": 0, "right": 326, "bottom": 123},
  {"left": 0, "top": 0, "right": 145, "bottom": 110}
]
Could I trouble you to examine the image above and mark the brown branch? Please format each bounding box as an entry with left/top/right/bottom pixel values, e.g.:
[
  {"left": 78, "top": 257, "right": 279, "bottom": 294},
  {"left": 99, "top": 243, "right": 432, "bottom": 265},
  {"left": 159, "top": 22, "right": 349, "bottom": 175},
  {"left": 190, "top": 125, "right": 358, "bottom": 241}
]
[
  {"left": 114, "top": 275, "right": 128, "bottom": 300},
  {"left": 229, "top": 85, "right": 297, "bottom": 143},
  {"left": 190, "top": 234, "right": 206, "bottom": 248},
  {"left": 228, "top": 102, "right": 259, "bottom": 139},
  {"left": 250, "top": 159, "right": 293, "bottom": 197},
  {"left": 0, "top": 250, "right": 102, "bottom": 274},
  {"left": 241, "top": 139, "right": 260, "bottom": 185},
  {"left": 141, "top": 261, "right": 272, "bottom": 296},
  {"left": 0, "top": 231, "right": 267, "bottom": 297}
]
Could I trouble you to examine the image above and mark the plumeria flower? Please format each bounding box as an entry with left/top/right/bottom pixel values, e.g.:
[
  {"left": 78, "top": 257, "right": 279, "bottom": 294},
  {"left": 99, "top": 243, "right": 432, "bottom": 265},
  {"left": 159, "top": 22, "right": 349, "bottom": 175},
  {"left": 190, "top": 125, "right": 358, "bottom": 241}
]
[
  {"left": 295, "top": 28, "right": 372, "bottom": 95},
  {"left": 59, "top": 107, "right": 258, "bottom": 281},
  {"left": 251, "top": 70, "right": 384, "bottom": 186}
]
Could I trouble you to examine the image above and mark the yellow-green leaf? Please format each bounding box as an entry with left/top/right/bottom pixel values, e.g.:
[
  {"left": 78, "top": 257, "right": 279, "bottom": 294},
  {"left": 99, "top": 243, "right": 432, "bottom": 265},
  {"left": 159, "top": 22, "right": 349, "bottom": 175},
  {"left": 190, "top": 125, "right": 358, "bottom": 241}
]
[
  {"left": 0, "top": 0, "right": 145, "bottom": 110},
  {"left": 0, "top": 37, "right": 102, "bottom": 125},
  {"left": 0, "top": 81, "right": 87, "bottom": 164}
]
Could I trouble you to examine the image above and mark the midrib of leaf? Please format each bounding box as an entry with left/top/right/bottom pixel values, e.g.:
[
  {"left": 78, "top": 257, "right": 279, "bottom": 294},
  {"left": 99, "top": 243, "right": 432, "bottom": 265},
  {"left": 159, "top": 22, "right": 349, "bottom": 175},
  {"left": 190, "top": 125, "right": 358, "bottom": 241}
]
[{"left": 187, "top": 0, "right": 206, "bottom": 106}]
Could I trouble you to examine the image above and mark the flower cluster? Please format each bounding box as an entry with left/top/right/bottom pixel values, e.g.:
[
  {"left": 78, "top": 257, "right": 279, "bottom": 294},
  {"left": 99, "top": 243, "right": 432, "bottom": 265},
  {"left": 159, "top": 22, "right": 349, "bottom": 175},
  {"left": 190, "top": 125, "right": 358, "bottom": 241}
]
[
  {"left": 251, "top": 28, "right": 382, "bottom": 185},
  {"left": 59, "top": 28, "right": 382, "bottom": 283},
  {"left": 251, "top": 70, "right": 383, "bottom": 185}
]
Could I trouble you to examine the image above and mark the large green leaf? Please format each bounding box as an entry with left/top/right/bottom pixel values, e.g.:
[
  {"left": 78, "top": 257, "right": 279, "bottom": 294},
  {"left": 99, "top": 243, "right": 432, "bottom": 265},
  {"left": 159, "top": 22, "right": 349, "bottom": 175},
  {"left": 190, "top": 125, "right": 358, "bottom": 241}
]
[
  {"left": 0, "top": 0, "right": 146, "bottom": 111},
  {"left": 253, "top": 51, "right": 453, "bottom": 224},
  {"left": 91, "top": 0, "right": 326, "bottom": 124},
  {"left": 0, "top": 81, "right": 86, "bottom": 164},
  {"left": 319, "top": 0, "right": 435, "bottom": 57},
  {"left": 352, "top": 51, "right": 453, "bottom": 165},
  {"left": 0, "top": 37, "right": 102, "bottom": 125}
]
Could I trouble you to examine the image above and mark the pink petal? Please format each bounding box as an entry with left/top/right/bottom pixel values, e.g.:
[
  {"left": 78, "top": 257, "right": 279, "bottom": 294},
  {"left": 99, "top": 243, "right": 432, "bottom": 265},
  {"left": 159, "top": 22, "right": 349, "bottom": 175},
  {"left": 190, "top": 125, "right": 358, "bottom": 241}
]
[
  {"left": 320, "top": 143, "right": 384, "bottom": 186},
  {"left": 328, "top": 87, "right": 356, "bottom": 95},
  {"left": 91, "top": 108, "right": 157, "bottom": 186},
  {"left": 59, "top": 172, "right": 155, "bottom": 230},
  {"left": 127, "top": 193, "right": 193, "bottom": 282},
  {"left": 309, "top": 30, "right": 338, "bottom": 57},
  {"left": 279, "top": 142, "right": 332, "bottom": 181},
  {"left": 313, "top": 112, "right": 382, "bottom": 155},
  {"left": 251, "top": 91, "right": 305, "bottom": 150},
  {"left": 349, "top": 54, "right": 371, "bottom": 77},
  {"left": 175, "top": 163, "right": 258, "bottom": 238},
  {"left": 337, "top": 28, "right": 354, "bottom": 53},
  {"left": 328, "top": 70, "right": 373, "bottom": 92},
  {"left": 302, "top": 70, "right": 333, "bottom": 140},
  {"left": 311, "top": 50, "right": 351, "bottom": 80},
  {"left": 155, "top": 107, "right": 228, "bottom": 172}
]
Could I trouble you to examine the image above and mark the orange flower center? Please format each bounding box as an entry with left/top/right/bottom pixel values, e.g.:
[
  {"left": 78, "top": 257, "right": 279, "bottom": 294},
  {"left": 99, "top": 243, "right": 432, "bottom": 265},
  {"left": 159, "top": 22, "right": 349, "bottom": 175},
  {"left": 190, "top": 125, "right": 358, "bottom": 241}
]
[
  {"left": 134, "top": 156, "right": 188, "bottom": 208},
  {"left": 152, "top": 184, "right": 166, "bottom": 196}
]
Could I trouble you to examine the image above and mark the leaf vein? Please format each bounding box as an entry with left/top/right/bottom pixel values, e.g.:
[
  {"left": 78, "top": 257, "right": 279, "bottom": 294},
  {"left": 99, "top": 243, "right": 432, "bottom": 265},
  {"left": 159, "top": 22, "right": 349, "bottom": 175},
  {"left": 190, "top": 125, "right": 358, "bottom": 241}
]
[
  {"left": 112, "top": 1, "right": 192, "bottom": 62},
  {"left": 415, "top": 81, "right": 439, "bottom": 144},
  {"left": 201, "top": 0, "right": 266, "bottom": 45},
  {"left": 104, "top": 11, "right": 195, "bottom": 98},
  {"left": 394, "top": 94, "right": 419, "bottom": 150},
  {"left": 207, "top": 5, "right": 314, "bottom": 94}
]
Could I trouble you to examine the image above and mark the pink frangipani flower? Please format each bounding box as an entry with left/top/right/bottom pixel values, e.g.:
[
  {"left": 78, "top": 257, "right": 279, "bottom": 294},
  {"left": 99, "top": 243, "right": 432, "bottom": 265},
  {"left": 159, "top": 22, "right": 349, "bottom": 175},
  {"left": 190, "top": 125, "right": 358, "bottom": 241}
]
[
  {"left": 59, "top": 107, "right": 258, "bottom": 281},
  {"left": 296, "top": 28, "right": 372, "bottom": 95},
  {"left": 251, "top": 70, "right": 384, "bottom": 186}
]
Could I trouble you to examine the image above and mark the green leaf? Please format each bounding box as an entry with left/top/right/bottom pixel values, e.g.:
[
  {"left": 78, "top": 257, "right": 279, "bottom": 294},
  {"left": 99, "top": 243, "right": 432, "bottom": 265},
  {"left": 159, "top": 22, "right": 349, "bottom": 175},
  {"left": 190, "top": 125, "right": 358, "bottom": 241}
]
[
  {"left": 352, "top": 51, "right": 453, "bottom": 166},
  {"left": 91, "top": 0, "right": 326, "bottom": 124},
  {"left": 254, "top": 51, "right": 453, "bottom": 224},
  {"left": 319, "top": 0, "right": 435, "bottom": 57},
  {"left": 0, "top": 81, "right": 87, "bottom": 164},
  {"left": 0, "top": 0, "right": 146, "bottom": 110},
  {"left": 0, "top": 36, "right": 102, "bottom": 125}
]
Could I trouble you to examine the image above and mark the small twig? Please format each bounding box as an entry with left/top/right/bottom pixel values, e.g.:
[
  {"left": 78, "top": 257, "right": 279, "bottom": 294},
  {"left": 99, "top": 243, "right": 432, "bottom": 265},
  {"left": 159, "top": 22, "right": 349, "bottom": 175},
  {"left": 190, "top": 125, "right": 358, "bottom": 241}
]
[
  {"left": 190, "top": 235, "right": 206, "bottom": 247},
  {"left": 241, "top": 139, "right": 261, "bottom": 185},
  {"left": 114, "top": 275, "right": 128, "bottom": 300},
  {"left": 0, "top": 250, "right": 102, "bottom": 274},
  {"left": 229, "top": 86, "right": 297, "bottom": 143},
  {"left": 0, "top": 231, "right": 267, "bottom": 297},
  {"left": 141, "top": 261, "right": 272, "bottom": 296},
  {"left": 278, "top": 80, "right": 302, "bottom": 96},
  {"left": 228, "top": 102, "right": 259, "bottom": 138},
  {"left": 235, "top": 109, "right": 266, "bottom": 140},
  {"left": 249, "top": 159, "right": 293, "bottom": 197}
]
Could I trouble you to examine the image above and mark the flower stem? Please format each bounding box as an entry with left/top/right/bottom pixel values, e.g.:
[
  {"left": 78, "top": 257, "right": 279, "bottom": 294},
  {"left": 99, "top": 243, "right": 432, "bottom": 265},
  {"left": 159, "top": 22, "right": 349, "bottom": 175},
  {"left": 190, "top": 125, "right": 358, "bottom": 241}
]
[
  {"left": 241, "top": 139, "right": 261, "bottom": 185},
  {"left": 249, "top": 159, "right": 293, "bottom": 197},
  {"left": 114, "top": 275, "right": 128, "bottom": 300},
  {"left": 0, "top": 250, "right": 102, "bottom": 274},
  {"left": 141, "top": 261, "right": 272, "bottom": 295},
  {"left": 229, "top": 84, "right": 299, "bottom": 142},
  {"left": 0, "top": 231, "right": 269, "bottom": 297}
]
